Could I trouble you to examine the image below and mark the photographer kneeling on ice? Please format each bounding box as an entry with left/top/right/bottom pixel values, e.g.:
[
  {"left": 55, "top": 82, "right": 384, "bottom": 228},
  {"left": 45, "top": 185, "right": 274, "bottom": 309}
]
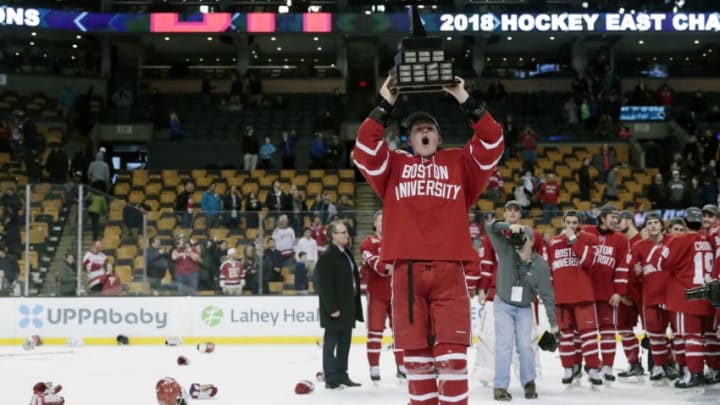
[{"left": 486, "top": 219, "right": 558, "bottom": 401}]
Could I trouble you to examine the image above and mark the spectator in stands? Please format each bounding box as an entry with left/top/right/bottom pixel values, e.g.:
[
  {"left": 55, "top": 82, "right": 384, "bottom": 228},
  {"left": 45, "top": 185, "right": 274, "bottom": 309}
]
[
  {"left": 146, "top": 237, "right": 169, "bottom": 295},
  {"left": 122, "top": 200, "right": 143, "bottom": 238},
  {"left": 245, "top": 191, "right": 261, "bottom": 229},
  {"left": 201, "top": 182, "right": 222, "bottom": 229},
  {"left": 242, "top": 126, "right": 260, "bottom": 172},
  {"left": 87, "top": 151, "right": 110, "bottom": 192},
  {"left": 242, "top": 244, "right": 260, "bottom": 294},
  {"left": 202, "top": 239, "right": 227, "bottom": 291},
  {"left": 318, "top": 110, "right": 338, "bottom": 134},
  {"left": 171, "top": 233, "right": 201, "bottom": 295},
  {"left": 512, "top": 172, "right": 533, "bottom": 215},
  {"left": 310, "top": 194, "right": 328, "bottom": 221},
  {"left": 58, "top": 86, "right": 76, "bottom": 119},
  {"left": 278, "top": 130, "right": 297, "bottom": 170},
  {"left": 0, "top": 269, "right": 11, "bottom": 296},
  {"left": 603, "top": 165, "right": 619, "bottom": 201},
  {"left": 646, "top": 173, "right": 668, "bottom": 210},
  {"left": 169, "top": 112, "right": 182, "bottom": 141},
  {"left": 175, "top": 181, "right": 195, "bottom": 229},
  {"left": 336, "top": 194, "right": 354, "bottom": 220},
  {"left": 310, "top": 215, "right": 328, "bottom": 254},
  {"left": 201, "top": 76, "right": 213, "bottom": 105},
  {"left": 631, "top": 80, "right": 653, "bottom": 105},
  {"left": 519, "top": 125, "right": 539, "bottom": 174},
  {"left": 327, "top": 135, "right": 344, "bottom": 169},
  {"left": 580, "top": 97, "right": 592, "bottom": 127},
  {"left": 486, "top": 167, "right": 504, "bottom": 205},
  {"left": 85, "top": 189, "right": 107, "bottom": 242},
  {"left": 272, "top": 214, "right": 296, "bottom": 268},
  {"left": 59, "top": 253, "right": 77, "bottom": 297},
  {"left": 666, "top": 170, "right": 687, "bottom": 209},
  {"left": 112, "top": 86, "right": 133, "bottom": 123},
  {"left": 45, "top": 145, "right": 68, "bottom": 183},
  {"left": 310, "top": 132, "right": 328, "bottom": 169},
  {"left": 701, "top": 174, "right": 718, "bottom": 206},
  {"left": 289, "top": 185, "right": 305, "bottom": 235},
  {"left": 689, "top": 91, "right": 707, "bottom": 119},
  {"left": 265, "top": 179, "right": 291, "bottom": 227},
  {"left": 0, "top": 246, "right": 18, "bottom": 295},
  {"left": 686, "top": 176, "right": 705, "bottom": 207},
  {"left": 64, "top": 171, "right": 82, "bottom": 207},
  {"left": 223, "top": 185, "right": 243, "bottom": 228},
  {"left": 83, "top": 241, "right": 107, "bottom": 294},
  {"left": 324, "top": 194, "right": 338, "bottom": 224},
  {"left": 258, "top": 136, "right": 277, "bottom": 169},
  {"left": 577, "top": 157, "right": 592, "bottom": 201},
  {"left": 296, "top": 227, "right": 318, "bottom": 274},
  {"left": 564, "top": 97, "right": 578, "bottom": 125},
  {"left": 538, "top": 172, "right": 560, "bottom": 223},
  {"left": 262, "top": 238, "right": 284, "bottom": 293},
  {"left": 101, "top": 262, "right": 122, "bottom": 296},
  {"left": 294, "top": 252, "right": 309, "bottom": 294},
  {"left": 592, "top": 144, "right": 616, "bottom": 183}
]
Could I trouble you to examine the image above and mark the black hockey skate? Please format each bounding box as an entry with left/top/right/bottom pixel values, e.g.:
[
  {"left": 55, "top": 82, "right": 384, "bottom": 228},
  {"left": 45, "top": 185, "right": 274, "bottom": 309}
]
[
  {"left": 587, "top": 369, "right": 604, "bottom": 386},
  {"left": 649, "top": 366, "right": 665, "bottom": 382},
  {"left": 369, "top": 366, "right": 381, "bottom": 382},
  {"left": 618, "top": 362, "right": 644, "bottom": 378},
  {"left": 602, "top": 366, "right": 616, "bottom": 382},
  {"left": 704, "top": 369, "right": 720, "bottom": 385},
  {"left": 562, "top": 368, "right": 574, "bottom": 385},
  {"left": 396, "top": 365, "right": 407, "bottom": 380},
  {"left": 674, "top": 373, "right": 705, "bottom": 389},
  {"left": 663, "top": 365, "right": 680, "bottom": 381}
]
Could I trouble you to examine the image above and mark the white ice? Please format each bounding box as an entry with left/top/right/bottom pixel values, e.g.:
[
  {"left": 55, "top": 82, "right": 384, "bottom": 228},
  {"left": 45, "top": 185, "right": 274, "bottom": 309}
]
[{"left": 2, "top": 342, "right": 720, "bottom": 404}]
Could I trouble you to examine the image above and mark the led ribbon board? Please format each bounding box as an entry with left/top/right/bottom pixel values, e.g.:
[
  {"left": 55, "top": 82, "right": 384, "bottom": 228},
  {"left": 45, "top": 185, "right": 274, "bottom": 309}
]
[{"left": 1, "top": 6, "right": 719, "bottom": 33}]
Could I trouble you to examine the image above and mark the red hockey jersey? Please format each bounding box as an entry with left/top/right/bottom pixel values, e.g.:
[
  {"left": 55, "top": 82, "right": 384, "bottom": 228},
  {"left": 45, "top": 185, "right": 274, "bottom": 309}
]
[
  {"left": 656, "top": 232, "right": 714, "bottom": 316},
  {"left": 219, "top": 259, "right": 245, "bottom": 288},
  {"left": 624, "top": 233, "right": 643, "bottom": 303},
  {"left": 633, "top": 238, "right": 669, "bottom": 306},
  {"left": 546, "top": 232, "right": 598, "bottom": 304},
  {"left": 360, "top": 234, "right": 391, "bottom": 301},
  {"left": 477, "top": 234, "right": 498, "bottom": 300},
  {"left": 580, "top": 225, "right": 630, "bottom": 301},
  {"left": 353, "top": 113, "right": 503, "bottom": 263}
]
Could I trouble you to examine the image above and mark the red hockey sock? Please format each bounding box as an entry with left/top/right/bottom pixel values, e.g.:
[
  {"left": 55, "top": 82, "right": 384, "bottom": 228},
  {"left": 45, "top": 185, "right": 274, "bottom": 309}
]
[
  {"left": 394, "top": 346, "right": 405, "bottom": 369},
  {"left": 673, "top": 335, "right": 686, "bottom": 368},
  {"left": 599, "top": 327, "right": 616, "bottom": 368},
  {"left": 618, "top": 328, "right": 639, "bottom": 364},
  {"left": 684, "top": 333, "right": 705, "bottom": 373},
  {"left": 574, "top": 330, "right": 583, "bottom": 366},
  {"left": 703, "top": 331, "right": 720, "bottom": 370},
  {"left": 647, "top": 331, "right": 668, "bottom": 366},
  {"left": 433, "top": 344, "right": 468, "bottom": 405},
  {"left": 578, "top": 328, "right": 600, "bottom": 369},
  {"left": 405, "top": 348, "right": 438, "bottom": 405},
  {"left": 367, "top": 330, "right": 383, "bottom": 367},
  {"left": 559, "top": 329, "right": 577, "bottom": 368}
]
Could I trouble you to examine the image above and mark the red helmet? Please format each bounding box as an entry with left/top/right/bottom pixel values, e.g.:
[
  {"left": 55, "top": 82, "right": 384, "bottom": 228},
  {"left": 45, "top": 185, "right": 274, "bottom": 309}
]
[
  {"left": 156, "top": 377, "right": 188, "bottom": 405},
  {"left": 294, "top": 380, "right": 315, "bottom": 395}
]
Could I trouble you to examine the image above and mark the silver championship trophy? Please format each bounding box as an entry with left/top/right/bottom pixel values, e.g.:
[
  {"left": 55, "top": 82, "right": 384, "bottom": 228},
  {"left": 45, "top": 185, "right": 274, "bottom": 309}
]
[{"left": 392, "top": 6, "right": 457, "bottom": 93}]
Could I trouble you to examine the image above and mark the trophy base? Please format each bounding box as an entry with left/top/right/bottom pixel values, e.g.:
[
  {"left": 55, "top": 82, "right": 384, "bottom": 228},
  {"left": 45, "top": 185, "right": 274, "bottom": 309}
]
[{"left": 395, "top": 79, "right": 461, "bottom": 94}]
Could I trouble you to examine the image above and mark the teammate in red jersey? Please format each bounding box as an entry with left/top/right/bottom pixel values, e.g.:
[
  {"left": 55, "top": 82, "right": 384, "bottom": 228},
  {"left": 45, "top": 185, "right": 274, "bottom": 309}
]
[
  {"left": 615, "top": 210, "right": 644, "bottom": 377},
  {"left": 354, "top": 76, "right": 503, "bottom": 405},
  {"left": 702, "top": 204, "right": 720, "bottom": 382},
  {"left": 360, "top": 210, "right": 405, "bottom": 381},
  {"left": 580, "top": 204, "right": 630, "bottom": 381},
  {"left": 655, "top": 207, "right": 715, "bottom": 388},
  {"left": 633, "top": 212, "right": 680, "bottom": 382},
  {"left": 546, "top": 210, "right": 603, "bottom": 386}
]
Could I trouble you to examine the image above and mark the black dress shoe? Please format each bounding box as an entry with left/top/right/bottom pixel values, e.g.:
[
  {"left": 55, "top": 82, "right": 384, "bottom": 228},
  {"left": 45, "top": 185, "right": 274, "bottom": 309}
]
[
  {"left": 325, "top": 382, "right": 343, "bottom": 389},
  {"left": 339, "top": 377, "right": 362, "bottom": 387}
]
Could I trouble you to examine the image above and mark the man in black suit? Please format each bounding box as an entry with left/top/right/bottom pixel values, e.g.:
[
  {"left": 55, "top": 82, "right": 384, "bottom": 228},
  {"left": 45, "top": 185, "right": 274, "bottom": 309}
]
[{"left": 317, "top": 220, "right": 364, "bottom": 389}]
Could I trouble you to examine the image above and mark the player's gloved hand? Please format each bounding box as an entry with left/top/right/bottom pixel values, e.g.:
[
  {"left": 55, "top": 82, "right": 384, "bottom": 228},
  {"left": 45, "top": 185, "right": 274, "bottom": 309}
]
[
  {"left": 609, "top": 293, "right": 621, "bottom": 307},
  {"left": 538, "top": 330, "right": 559, "bottom": 352},
  {"left": 384, "top": 264, "right": 394, "bottom": 276}
]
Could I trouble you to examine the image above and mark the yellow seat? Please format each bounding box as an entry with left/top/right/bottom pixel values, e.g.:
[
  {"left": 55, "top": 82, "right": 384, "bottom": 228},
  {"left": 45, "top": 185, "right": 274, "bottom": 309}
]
[
  {"left": 309, "top": 169, "right": 324, "bottom": 179},
  {"left": 293, "top": 174, "right": 309, "bottom": 188},
  {"left": 338, "top": 182, "right": 354, "bottom": 196},
  {"left": 117, "top": 245, "right": 138, "bottom": 260},
  {"left": 209, "top": 228, "right": 229, "bottom": 241},
  {"left": 280, "top": 169, "right": 295, "bottom": 179},
  {"left": 268, "top": 282, "right": 284, "bottom": 294},
  {"left": 250, "top": 169, "right": 266, "bottom": 179},
  {"left": 307, "top": 182, "right": 322, "bottom": 196},
  {"left": 242, "top": 182, "right": 259, "bottom": 196},
  {"left": 339, "top": 169, "right": 354, "bottom": 180},
  {"left": 322, "top": 174, "right": 339, "bottom": 188},
  {"left": 221, "top": 169, "right": 236, "bottom": 179},
  {"left": 116, "top": 265, "right": 133, "bottom": 284}
]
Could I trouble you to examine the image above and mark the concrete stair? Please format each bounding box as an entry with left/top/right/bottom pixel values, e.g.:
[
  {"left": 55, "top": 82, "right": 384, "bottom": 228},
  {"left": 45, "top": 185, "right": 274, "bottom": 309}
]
[{"left": 351, "top": 182, "right": 382, "bottom": 259}]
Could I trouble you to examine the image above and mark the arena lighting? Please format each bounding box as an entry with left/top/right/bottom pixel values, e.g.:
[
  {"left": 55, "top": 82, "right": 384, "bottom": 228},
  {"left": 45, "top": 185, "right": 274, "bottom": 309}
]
[
  {"left": 638, "top": 39, "right": 644, "bottom": 44},
  {"left": 694, "top": 39, "right": 700, "bottom": 44},
  {"left": 31, "top": 32, "right": 36, "bottom": 36},
  {"left": 507, "top": 36, "right": 512, "bottom": 40},
  {"left": 164, "top": 36, "right": 170, "bottom": 40},
  {"left": 549, "top": 35, "right": 555, "bottom": 40},
  {"left": 581, "top": 1, "right": 588, "bottom": 8}
]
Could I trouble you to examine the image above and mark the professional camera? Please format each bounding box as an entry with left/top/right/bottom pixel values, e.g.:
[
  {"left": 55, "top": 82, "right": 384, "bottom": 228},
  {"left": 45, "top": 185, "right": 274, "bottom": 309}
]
[
  {"left": 685, "top": 280, "right": 720, "bottom": 308},
  {"left": 508, "top": 231, "right": 527, "bottom": 248}
]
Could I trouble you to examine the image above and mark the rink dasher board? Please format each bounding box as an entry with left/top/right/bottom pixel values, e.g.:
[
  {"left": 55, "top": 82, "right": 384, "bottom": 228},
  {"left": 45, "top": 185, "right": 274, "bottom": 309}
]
[{"left": 0, "top": 296, "right": 645, "bottom": 345}]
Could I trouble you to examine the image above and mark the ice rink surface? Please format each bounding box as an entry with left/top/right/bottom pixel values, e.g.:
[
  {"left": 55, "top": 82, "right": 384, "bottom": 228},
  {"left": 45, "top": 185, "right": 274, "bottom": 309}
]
[{"left": 3, "top": 343, "right": 720, "bottom": 405}]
